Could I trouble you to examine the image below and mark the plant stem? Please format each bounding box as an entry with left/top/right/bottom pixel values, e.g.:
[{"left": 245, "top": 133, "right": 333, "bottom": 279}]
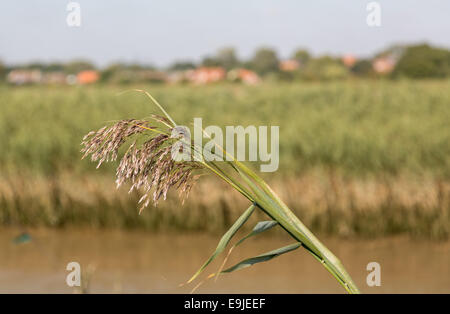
[{"left": 139, "top": 90, "right": 360, "bottom": 294}]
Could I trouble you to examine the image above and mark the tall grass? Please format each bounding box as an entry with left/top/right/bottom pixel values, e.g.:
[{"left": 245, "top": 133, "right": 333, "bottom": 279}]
[
  {"left": 1, "top": 172, "right": 448, "bottom": 239},
  {"left": 1, "top": 80, "right": 449, "bottom": 176}
]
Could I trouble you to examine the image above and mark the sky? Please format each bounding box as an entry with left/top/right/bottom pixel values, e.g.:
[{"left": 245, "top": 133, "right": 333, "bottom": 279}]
[{"left": 1, "top": 0, "right": 449, "bottom": 67}]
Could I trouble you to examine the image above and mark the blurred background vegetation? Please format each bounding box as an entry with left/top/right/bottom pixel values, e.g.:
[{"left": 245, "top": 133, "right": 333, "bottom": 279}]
[
  {"left": 0, "top": 79, "right": 449, "bottom": 239},
  {"left": 1, "top": 42, "right": 450, "bottom": 239},
  {"left": 2, "top": 43, "right": 450, "bottom": 85}
]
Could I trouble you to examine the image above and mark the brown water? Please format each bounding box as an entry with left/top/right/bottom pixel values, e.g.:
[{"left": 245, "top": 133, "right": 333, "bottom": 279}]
[{"left": 0, "top": 228, "right": 449, "bottom": 293}]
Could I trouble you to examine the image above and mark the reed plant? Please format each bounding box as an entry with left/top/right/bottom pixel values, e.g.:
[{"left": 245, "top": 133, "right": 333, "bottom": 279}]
[{"left": 81, "top": 90, "right": 360, "bottom": 293}]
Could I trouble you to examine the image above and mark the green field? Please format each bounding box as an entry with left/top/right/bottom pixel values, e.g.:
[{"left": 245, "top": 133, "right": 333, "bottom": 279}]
[
  {"left": 1, "top": 80, "right": 449, "bottom": 237},
  {"left": 1, "top": 80, "right": 449, "bottom": 176}
]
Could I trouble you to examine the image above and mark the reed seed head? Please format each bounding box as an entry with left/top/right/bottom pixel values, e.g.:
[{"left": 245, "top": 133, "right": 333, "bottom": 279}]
[{"left": 81, "top": 118, "right": 203, "bottom": 212}]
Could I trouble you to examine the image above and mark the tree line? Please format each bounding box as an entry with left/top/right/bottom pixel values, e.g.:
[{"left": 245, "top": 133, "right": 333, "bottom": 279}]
[{"left": 1, "top": 43, "right": 450, "bottom": 83}]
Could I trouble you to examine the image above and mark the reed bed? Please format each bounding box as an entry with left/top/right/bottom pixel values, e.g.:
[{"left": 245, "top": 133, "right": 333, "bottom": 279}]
[
  {"left": 1, "top": 80, "right": 449, "bottom": 177},
  {"left": 1, "top": 172, "right": 448, "bottom": 239},
  {"left": 0, "top": 81, "right": 449, "bottom": 238}
]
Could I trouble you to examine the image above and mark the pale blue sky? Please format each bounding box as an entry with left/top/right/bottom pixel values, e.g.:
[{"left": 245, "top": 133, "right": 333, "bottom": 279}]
[{"left": 1, "top": 1, "right": 449, "bottom": 67}]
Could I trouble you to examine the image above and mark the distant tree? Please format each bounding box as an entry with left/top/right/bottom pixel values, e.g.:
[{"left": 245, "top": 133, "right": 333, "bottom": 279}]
[
  {"left": 10, "top": 62, "right": 66, "bottom": 73},
  {"left": 250, "top": 47, "right": 279, "bottom": 76},
  {"left": 302, "top": 56, "right": 349, "bottom": 80},
  {"left": 100, "top": 63, "right": 122, "bottom": 82},
  {"left": 393, "top": 44, "right": 450, "bottom": 78},
  {"left": 23, "top": 62, "right": 46, "bottom": 71},
  {"left": 201, "top": 56, "right": 220, "bottom": 67},
  {"left": 168, "top": 61, "right": 196, "bottom": 71},
  {"left": 100, "top": 62, "right": 157, "bottom": 83},
  {"left": 351, "top": 59, "right": 374, "bottom": 77},
  {"left": 292, "top": 49, "right": 311, "bottom": 66},
  {"left": 125, "top": 63, "right": 156, "bottom": 71},
  {"left": 0, "top": 61, "right": 5, "bottom": 80},
  {"left": 46, "top": 63, "right": 65, "bottom": 72},
  {"left": 216, "top": 47, "right": 240, "bottom": 70},
  {"left": 277, "top": 70, "right": 297, "bottom": 81},
  {"left": 64, "top": 60, "right": 95, "bottom": 74},
  {"left": 200, "top": 47, "right": 240, "bottom": 70}
]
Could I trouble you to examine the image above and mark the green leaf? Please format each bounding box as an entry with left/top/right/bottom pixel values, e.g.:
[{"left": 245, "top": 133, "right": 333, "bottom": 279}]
[
  {"left": 221, "top": 242, "right": 302, "bottom": 273},
  {"left": 234, "top": 220, "right": 278, "bottom": 248},
  {"left": 213, "top": 220, "right": 278, "bottom": 281},
  {"left": 186, "top": 204, "right": 255, "bottom": 284}
]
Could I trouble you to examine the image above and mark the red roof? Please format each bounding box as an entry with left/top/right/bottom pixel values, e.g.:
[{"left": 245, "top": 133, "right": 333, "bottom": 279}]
[{"left": 77, "top": 70, "right": 99, "bottom": 84}]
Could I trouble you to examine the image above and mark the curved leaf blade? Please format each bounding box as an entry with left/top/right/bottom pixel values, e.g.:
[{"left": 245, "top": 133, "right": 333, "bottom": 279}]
[
  {"left": 235, "top": 220, "right": 278, "bottom": 247},
  {"left": 221, "top": 242, "right": 302, "bottom": 274},
  {"left": 185, "top": 204, "right": 255, "bottom": 284},
  {"left": 214, "top": 220, "right": 278, "bottom": 281}
]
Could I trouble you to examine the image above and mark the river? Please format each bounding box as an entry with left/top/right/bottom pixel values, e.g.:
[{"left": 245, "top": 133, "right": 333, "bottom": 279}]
[{"left": 0, "top": 228, "right": 449, "bottom": 293}]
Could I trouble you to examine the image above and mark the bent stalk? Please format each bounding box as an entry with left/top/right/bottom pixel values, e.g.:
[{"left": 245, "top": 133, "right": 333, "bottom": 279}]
[{"left": 80, "top": 90, "right": 360, "bottom": 294}]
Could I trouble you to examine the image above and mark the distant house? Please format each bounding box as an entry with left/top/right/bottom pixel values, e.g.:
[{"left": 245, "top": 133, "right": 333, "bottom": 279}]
[
  {"left": 342, "top": 54, "right": 357, "bottom": 68},
  {"left": 167, "top": 71, "right": 188, "bottom": 84},
  {"left": 279, "top": 59, "right": 300, "bottom": 72},
  {"left": 7, "top": 70, "right": 42, "bottom": 85},
  {"left": 187, "top": 67, "right": 226, "bottom": 84},
  {"left": 228, "top": 68, "right": 261, "bottom": 85},
  {"left": 42, "top": 72, "right": 67, "bottom": 84},
  {"left": 372, "top": 57, "right": 396, "bottom": 74},
  {"left": 77, "top": 70, "right": 99, "bottom": 84}
]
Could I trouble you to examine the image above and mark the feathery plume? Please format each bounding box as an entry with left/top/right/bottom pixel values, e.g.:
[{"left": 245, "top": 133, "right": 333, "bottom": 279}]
[{"left": 81, "top": 119, "right": 202, "bottom": 212}]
